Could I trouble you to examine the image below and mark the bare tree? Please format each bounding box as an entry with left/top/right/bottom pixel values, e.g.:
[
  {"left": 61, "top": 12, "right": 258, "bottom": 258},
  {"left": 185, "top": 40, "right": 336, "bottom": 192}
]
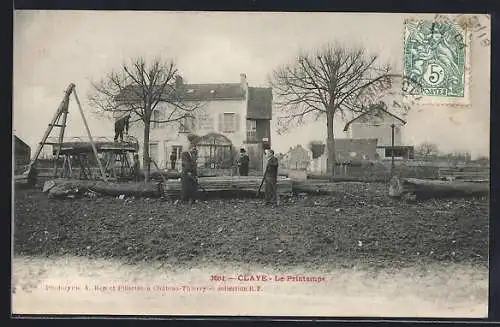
[
  {"left": 270, "top": 42, "right": 392, "bottom": 175},
  {"left": 88, "top": 57, "right": 202, "bottom": 180},
  {"left": 415, "top": 142, "right": 439, "bottom": 161}
]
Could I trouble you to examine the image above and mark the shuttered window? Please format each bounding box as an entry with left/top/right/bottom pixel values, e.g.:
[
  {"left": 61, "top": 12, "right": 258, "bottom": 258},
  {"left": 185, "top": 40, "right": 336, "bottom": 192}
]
[{"left": 219, "top": 113, "right": 240, "bottom": 133}]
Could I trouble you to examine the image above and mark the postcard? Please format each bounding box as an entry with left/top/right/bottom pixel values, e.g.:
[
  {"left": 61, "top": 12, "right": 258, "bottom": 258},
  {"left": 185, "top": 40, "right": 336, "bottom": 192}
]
[{"left": 12, "top": 11, "right": 490, "bottom": 317}]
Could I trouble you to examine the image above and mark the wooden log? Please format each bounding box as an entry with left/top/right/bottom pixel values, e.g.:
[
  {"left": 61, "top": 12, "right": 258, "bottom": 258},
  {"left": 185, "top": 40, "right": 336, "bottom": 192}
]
[
  {"left": 291, "top": 181, "right": 339, "bottom": 195},
  {"left": 43, "top": 179, "right": 162, "bottom": 198},
  {"left": 89, "top": 181, "right": 162, "bottom": 198},
  {"left": 389, "top": 176, "right": 489, "bottom": 199}
]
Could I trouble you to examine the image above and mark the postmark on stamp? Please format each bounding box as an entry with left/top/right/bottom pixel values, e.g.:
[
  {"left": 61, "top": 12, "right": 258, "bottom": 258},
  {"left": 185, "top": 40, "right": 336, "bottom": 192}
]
[{"left": 403, "top": 19, "right": 471, "bottom": 105}]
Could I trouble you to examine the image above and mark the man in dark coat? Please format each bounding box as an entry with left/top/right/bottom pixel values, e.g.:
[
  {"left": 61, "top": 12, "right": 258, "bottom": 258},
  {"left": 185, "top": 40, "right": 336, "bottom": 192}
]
[
  {"left": 237, "top": 148, "right": 250, "bottom": 176},
  {"left": 180, "top": 150, "right": 198, "bottom": 203},
  {"left": 114, "top": 114, "right": 130, "bottom": 142},
  {"left": 170, "top": 150, "right": 178, "bottom": 170},
  {"left": 264, "top": 149, "right": 279, "bottom": 206},
  {"left": 131, "top": 154, "right": 141, "bottom": 181},
  {"left": 27, "top": 162, "right": 38, "bottom": 188}
]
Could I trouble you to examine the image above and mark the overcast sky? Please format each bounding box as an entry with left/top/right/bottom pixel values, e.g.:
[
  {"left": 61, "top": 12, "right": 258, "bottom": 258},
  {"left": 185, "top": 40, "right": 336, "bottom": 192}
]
[{"left": 13, "top": 11, "right": 490, "bottom": 157}]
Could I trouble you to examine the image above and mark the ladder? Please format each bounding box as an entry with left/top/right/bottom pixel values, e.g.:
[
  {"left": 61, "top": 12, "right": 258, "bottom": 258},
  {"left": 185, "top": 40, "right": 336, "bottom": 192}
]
[{"left": 29, "top": 83, "right": 108, "bottom": 182}]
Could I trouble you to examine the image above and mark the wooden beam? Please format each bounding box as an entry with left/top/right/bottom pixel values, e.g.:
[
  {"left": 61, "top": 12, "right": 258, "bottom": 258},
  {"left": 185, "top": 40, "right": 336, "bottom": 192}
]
[{"left": 72, "top": 88, "right": 108, "bottom": 182}]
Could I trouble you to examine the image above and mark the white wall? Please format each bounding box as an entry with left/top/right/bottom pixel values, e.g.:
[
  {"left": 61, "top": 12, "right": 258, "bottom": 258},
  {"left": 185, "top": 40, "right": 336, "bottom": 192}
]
[
  {"left": 128, "top": 98, "right": 248, "bottom": 168},
  {"left": 351, "top": 123, "right": 403, "bottom": 146}
]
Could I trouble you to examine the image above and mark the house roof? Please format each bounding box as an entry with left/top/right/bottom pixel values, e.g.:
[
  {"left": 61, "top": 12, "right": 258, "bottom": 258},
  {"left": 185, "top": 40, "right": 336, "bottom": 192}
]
[
  {"left": 247, "top": 87, "right": 273, "bottom": 120},
  {"left": 116, "top": 83, "right": 246, "bottom": 103},
  {"left": 343, "top": 106, "right": 406, "bottom": 132},
  {"left": 116, "top": 82, "right": 273, "bottom": 120},
  {"left": 14, "top": 135, "right": 30, "bottom": 150},
  {"left": 181, "top": 83, "right": 246, "bottom": 101}
]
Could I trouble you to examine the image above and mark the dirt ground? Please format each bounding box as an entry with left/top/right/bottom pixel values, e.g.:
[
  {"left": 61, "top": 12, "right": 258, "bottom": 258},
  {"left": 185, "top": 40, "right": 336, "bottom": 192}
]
[
  {"left": 13, "top": 182, "right": 489, "bottom": 268},
  {"left": 12, "top": 182, "right": 489, "bottom": 316}
]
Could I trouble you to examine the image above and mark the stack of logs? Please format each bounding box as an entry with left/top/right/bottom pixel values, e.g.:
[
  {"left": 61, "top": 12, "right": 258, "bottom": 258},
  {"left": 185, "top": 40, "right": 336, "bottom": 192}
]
[
  {"left": 42, "top": 176, "right": 293, "bottom": 199},
  {"left": 163, "top": 176, "right": 293, "bottom": 197},
  {"left": 41, "top": 175, "right": 489, "bottom": 200}
]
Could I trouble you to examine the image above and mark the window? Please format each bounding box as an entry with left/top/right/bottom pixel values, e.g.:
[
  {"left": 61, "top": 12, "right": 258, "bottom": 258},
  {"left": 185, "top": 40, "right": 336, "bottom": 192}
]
[
  {"left": 179, "top": 116, "right": 196, "bottom": 133},
  {"left": 164, "top": 143, "right": 170, "bottom": 168},
  {"left": 223, "top": 113, "right": 236, "bottom": 133},
  {"left": 172, "top": 146, "right": 183, "bottom": 156},
  {"left": 149, "top": 142, "right": 159, "bottom": 163},
  {"left": 152, "top": 110, "right": 162, "bottom": 129},
  {"left": 246, "top": 119, "right": 257, "bottom": 141},
  {"left": 197, "top": 113, "right": 214, "bottom": 131},
  {"left": 165, "top": 144, "right": 182, "bottom": 169}
]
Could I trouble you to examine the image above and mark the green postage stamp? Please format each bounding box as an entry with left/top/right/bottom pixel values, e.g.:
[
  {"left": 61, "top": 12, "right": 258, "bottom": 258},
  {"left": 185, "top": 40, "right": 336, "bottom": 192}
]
[{"left": 404, "top": 19, "right": 471, "bottom": 105}]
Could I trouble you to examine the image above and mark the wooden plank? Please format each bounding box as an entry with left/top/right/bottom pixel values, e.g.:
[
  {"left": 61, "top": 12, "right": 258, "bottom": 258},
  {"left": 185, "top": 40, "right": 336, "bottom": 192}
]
[{"left": 53, "top": 141, "right": 139, "bottom": 154}]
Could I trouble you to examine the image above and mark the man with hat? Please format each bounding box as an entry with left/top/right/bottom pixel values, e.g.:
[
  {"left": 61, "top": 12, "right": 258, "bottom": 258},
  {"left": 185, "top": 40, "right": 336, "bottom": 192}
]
[
  {"left": 180, "top": 149, "right": 198, "bottom": 204},
  {"left": 114, "top": 114, "right": 130, "bottom": 142},
  {"left": 237, "top": 148, "right": 250, "bottom": 176},
  {"left": 131, "top": 154, "right": 141, "bottom": 182},
  {"left": 264, "top": 149, "right": 279, "bottom": 206}
]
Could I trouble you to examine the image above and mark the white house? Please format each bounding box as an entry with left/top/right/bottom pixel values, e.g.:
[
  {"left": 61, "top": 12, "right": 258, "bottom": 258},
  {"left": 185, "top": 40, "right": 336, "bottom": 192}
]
[
  {"left": 121, "top": 74, "right": 273, "bottom": 171},
  {"left": 306, "top": 75, "right": 415, "bottom": 174},
  {"left": 343, "top": 105, "right": 413, "bottom": 161}
]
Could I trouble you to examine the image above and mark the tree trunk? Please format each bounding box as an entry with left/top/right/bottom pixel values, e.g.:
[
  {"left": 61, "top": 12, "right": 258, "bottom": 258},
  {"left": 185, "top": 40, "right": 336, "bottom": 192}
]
[
  {"left": 389, "top": 176, "right": 489, "bottom": 199},
  {"left": 43, "top": 179, "right": 162, "bottom": 198},
  {"left": 143, "top": 120, "right": 151, "bottom": 182},
  {"left": 326, "top": 111, "right": 336, "bottom": 176},
  {"left": 291, "top": 181, "right": 338, "bottom": 195}
]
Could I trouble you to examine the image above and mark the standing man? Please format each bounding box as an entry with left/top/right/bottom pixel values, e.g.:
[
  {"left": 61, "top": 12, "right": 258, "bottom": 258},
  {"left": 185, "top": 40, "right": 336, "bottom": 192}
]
[
  {"left": 131, "top": 154, "right": 141, "bottom": 181},
  {"left": 170, "top": 149, "right": 178, "bottom": 170},
  {"left": 190, "top": 145, "right": 198, "bottom": 164},
  {"left": 114, "top": 114, "right": 130, "bottom": 142},
  {"left": 237, "top": 148, "right": 250, "bottom": 176},
  {"left": 264, "top": 149, "right": 279, "bottom": 206},
  {"left": 180, "top": 150, "right": 197, "bottom": 203},
  {"left": 27, "top": 161, "right": 38, "bottom": 188}
]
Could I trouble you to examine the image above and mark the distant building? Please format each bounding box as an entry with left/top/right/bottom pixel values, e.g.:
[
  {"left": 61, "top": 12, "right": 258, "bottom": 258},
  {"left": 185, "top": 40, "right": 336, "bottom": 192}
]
[
  {"left": 343, "top": 105, "right": 414, "bottom": 161},
  {"left": 307, "top": 139, "right": 378, "bottom": 173},
  {"left": 14, "top": 135, "right": 30, "bottom": 171},
  {"left": 280, "top": 145, "right": 311, "bottom": 170},
  {"left": 306, "top": 105, "right": 414, "bottom": 174},
  {"left": 119, "top": 74, "right": 273, "bottom": 171}
]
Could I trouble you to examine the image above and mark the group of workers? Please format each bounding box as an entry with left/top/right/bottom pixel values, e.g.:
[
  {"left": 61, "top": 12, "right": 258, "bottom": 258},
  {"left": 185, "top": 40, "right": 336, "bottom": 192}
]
[
  {"left": 128, "top": 146, "right": 279, "bottom": 206},
  {"left": 115, "top": 113, "right": 279, "bottom": 205},
  {"left": 176, "top": 146, "right": 278, "bottom": 205}
]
